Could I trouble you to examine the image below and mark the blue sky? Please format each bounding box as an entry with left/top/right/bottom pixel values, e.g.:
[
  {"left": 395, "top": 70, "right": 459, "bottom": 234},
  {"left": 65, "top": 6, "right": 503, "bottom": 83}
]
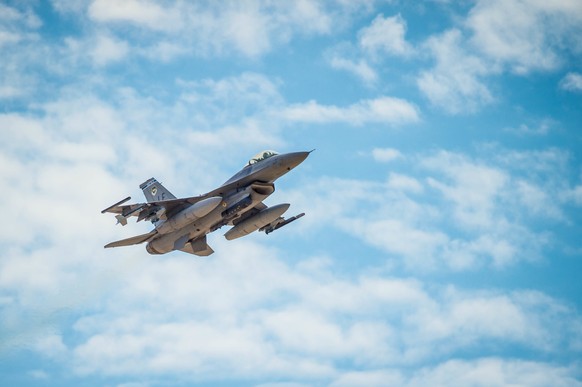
[{"left": 1, "top": 0, "right": 582, "bottom": 386}]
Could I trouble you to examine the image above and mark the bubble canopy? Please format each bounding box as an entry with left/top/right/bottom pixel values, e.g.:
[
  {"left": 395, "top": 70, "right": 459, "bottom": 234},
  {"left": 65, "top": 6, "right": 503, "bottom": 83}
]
[{"left": 247, "top": 150, "right": 279, "bottom": 166}]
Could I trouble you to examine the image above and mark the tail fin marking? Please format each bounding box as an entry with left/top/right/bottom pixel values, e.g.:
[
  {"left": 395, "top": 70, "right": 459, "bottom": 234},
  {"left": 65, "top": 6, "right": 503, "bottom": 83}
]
[{"left": 139, "top": 178, "right": 176, "bottom": 202}]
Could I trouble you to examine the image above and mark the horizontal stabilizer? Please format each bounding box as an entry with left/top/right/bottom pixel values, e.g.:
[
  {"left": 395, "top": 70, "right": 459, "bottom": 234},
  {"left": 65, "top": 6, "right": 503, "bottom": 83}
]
[{"left": 105, "top": 230, "right": 157, "bottom": 248}]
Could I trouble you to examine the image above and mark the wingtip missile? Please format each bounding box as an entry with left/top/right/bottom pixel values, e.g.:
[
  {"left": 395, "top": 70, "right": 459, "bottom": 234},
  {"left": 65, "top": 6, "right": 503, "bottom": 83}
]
[
  {"left": 102, "top": 196, "right": 131, "bottom": 214},
  {"left": 264, "top": 212, "right": 305, "bottom": 235}
]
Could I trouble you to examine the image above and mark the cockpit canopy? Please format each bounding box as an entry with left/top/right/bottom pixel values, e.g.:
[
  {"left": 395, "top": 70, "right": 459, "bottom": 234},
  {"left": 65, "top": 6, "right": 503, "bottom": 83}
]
[
  {"left": 221, "top": 150, "right": 280, "bottom": 186},
  {"left": 247, "top": 150, "right": 279, "bottom": 166}
]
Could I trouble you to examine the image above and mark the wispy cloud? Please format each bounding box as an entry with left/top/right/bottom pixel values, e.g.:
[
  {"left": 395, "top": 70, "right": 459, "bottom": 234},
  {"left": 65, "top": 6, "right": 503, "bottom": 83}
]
[
  {"left": 38, "top": 248, "right": 582, "bottom": 382},
  {"left": 82, "top": 0, "right": 355, "bottom": 59},
  {"left": 288, "top": 146, "right": 577, "bottom": 271},
  {"left": 417, "top": 29, "right": 494, "bottom": 114},
  {"left": 326, "top": 13, "right": 413, "bottom": 86},
  {"left": 372, "top": 148, "right": 403, "bottom": 162},
  {"left": 466, "top": 0, "right": 582, "bottom": 75},
  {"left": 279, "top": 97, "right": 420, "bottom": 126},
  {"left": 504, "top": 118, "right": 555, "bottom": 136},
  {"left": 0, "top": 3, "right": 43, "bottom": 99},
  {"left": 88, "top": 0, "right": 183, "bottom": 32},
  {"left": 560, "top": 72, "right": 582, "bottom": 92},
  {"left": 329, "top": 56, "right": 378, "bottom": 85},
  {"left": 416, "top": 0, "right": 582, "bottom": 113},
  {"left": 358, "top": 14, "right": 413, "bottom": 58}
]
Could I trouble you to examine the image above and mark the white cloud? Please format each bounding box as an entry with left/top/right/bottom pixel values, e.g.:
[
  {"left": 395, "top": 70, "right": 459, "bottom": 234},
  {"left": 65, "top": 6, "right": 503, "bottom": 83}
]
[
  {"left": 404, "top": 358, "right": 582, "bottom": 387},
  {"left": 329, "top": 56, "right": 378, "bottom": 85},
  {"left": 568, "top": 185, "right": 582, "bottom": 206},
  {"left": 349, "top": 218, "right": 449, "bottom": 269},
  {"left": 417, "top": 29, "right": 494, "bottom": 114},
  {"left": 358, "top": 14, "right": 412, "bottom": 57},
  {"left": 560, "top": 72, "right": 582, "bottom": 92},
  {"left": 466, "top": 0, "right": 582, "bottom": 75},
  {"left": 83, "top": 0, "right": 358, "bottom": 59},
  {"left": 515, "top": 179, "right": 565, "bottom": 220},
  {"left": 3, "top": 86, "right": 582, "bottom": 382},
  {"left": 417, "top": 149, "right": 567, "bottom": 266},
  {"left": 177, "top": 72, "right": 284, "bottom": 126},
  {"left": 493, "top": 147, "right": 570, "bottom": 176},
  {"left": 423, "top": 151, "right": 509, "bottom": 230},
  {"left": 372, "top": 147, "right": 402, "bottom": 162},
  {"left": 280, "top": 96, "right": 420, "bottom": 126},
  {"left": 416, "top": 0, "right": 582, "bottom": 113},
  {"left": 62, "top": 33, "right": 130, "bottom": 68},
  {"left": 0, "top": 85, "right": 26, "bottom": 99},
  {"left": 88, "top": 0, "right": 182, "bottom": 32},
  {"left": 28, "top": 370, "right": 50, "bottom": 380},
  {"left": 493, "top": 147, "right": 573, "bottom": 213},
  {"left": 504, "top": 119, "right": 554, "bottom": 136},
  {"left": 34, "top": 335, "right": 68, "bottom": 359},
  {"left": 91, "top": 34, "right": 129, "bottom": 66},
  {"left": 0, "top": 4, "right": 43, "bottom": 99},
  {"left": 467, "top": 0, "right": 558, "bottom": 74},
  {"left": 287, "top": 146, "right": 577, "bottom": 271},
  {"left": 0, "top": 30, "right": 22, "bottom": 47},
  {"left": 0, "top": 3, "right": 42, "bottom": 29},
  {"left": 224, "top": 6, "right": 273, "bottom": 57},
  {"left": 387, "top": 173, "right": 423, "bottom": 194},
  {"left": 331, "top": 370, "right": 403, "bottom": 386},
  {"left": 331, "top": 359, "right": 582, "bottom": 387},
  {"left": 326, "top": 13, "right": 413, "bottom": 86},
  {"left": 43, "top": 250, "right": 582, "bottom": 381}
]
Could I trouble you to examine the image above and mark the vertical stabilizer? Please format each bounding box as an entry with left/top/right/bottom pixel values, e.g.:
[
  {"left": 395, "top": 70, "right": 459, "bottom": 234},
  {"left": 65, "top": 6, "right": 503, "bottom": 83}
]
[{"left": 139, "top": 178, "right": 177, "bottom": 202}]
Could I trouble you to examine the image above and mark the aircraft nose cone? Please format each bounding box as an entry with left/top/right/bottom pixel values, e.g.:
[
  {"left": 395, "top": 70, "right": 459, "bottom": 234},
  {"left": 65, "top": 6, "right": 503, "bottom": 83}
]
[{"left": 282, "top": 151, "right": 310, "bottom": 170}]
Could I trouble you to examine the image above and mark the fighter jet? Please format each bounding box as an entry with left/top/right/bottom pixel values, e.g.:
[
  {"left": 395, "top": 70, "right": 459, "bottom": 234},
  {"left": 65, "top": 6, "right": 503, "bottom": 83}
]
[{"left": 102, "top": 150, "right": 310, "bottom": 256}]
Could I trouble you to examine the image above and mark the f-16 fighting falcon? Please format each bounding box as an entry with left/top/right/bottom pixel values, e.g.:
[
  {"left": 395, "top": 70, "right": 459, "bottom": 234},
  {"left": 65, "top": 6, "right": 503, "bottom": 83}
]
[{"left": 102, "top": 150, "right": 311, "bottom": 256}]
